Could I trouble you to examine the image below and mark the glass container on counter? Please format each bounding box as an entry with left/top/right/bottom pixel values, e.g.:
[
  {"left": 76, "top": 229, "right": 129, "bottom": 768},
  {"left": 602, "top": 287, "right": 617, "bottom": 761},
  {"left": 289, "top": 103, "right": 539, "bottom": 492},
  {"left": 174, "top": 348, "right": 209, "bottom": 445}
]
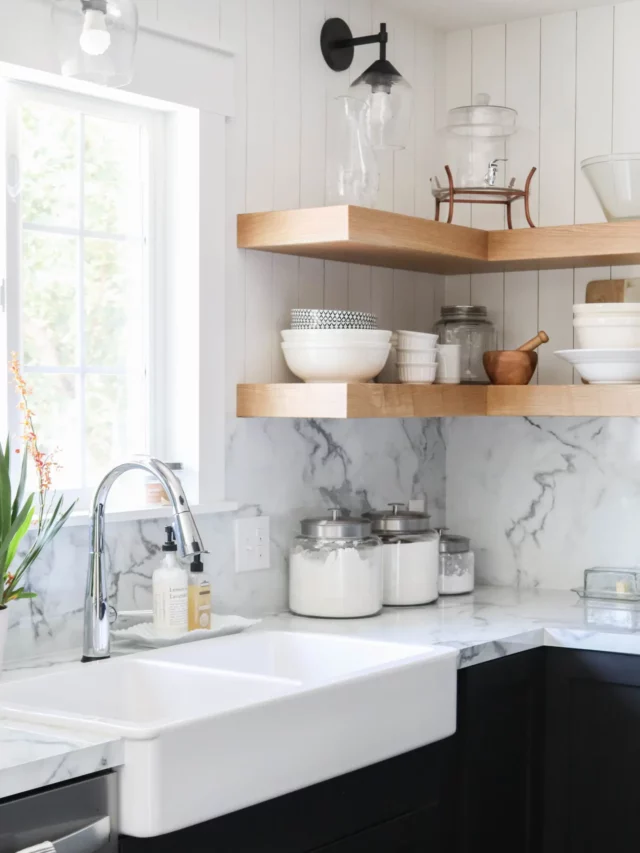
[
  {"left": 434, "top": 305, "right": 496, "bottom": 384},
  {"left": 438, "top": 531, "right": 475, "bottom": 595},
  {"left": 365, "top": 503, "right": 440, "bottom": 606},
  {"left": 289, "top": 509, "right": 383, "bottom": 618}
]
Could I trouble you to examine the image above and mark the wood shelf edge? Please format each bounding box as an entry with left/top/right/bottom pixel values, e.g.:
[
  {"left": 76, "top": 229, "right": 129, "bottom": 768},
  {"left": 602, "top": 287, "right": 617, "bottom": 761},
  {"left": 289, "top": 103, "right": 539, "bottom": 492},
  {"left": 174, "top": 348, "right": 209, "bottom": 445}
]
[{"left": 238, "top": 383, "right": 640, "bottom": 419}]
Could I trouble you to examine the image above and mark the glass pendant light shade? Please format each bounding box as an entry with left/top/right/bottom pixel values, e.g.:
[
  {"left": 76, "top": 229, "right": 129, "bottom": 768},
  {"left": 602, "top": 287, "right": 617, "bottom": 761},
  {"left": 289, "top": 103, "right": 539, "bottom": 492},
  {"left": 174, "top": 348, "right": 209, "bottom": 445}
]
[
  {"left": 51, "top": 0, "right": 139, "bottom": 88},
  {"left": 350, "top": 59, "right": 414, "bottom": 151}
]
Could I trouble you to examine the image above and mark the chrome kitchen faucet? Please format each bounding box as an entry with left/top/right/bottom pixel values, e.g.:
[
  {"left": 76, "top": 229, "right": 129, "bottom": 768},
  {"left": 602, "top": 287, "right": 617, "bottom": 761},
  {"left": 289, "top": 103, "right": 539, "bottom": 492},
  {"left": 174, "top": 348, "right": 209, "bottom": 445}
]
[{"left": 82, "top": 456, "right": 207, "bottom": 662}]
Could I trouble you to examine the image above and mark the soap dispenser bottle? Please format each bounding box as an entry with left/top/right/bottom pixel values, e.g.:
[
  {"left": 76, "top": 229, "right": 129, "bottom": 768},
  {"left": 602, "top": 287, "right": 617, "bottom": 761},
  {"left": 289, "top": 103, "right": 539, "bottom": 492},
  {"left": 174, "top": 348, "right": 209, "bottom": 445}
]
[
  {"left": 153, "top": 525, "right": 188, "bottom": 636},
  {"left": 188, "top": 555, "right": 212, "bottom": 631}
]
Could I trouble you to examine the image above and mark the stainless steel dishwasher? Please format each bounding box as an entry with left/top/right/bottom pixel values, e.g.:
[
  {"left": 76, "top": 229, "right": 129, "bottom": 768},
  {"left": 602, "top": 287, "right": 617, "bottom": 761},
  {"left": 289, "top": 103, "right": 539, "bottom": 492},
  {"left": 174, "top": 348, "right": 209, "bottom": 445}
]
[{"left": 0, "top": 773, "right": 117, "bottom": 853}]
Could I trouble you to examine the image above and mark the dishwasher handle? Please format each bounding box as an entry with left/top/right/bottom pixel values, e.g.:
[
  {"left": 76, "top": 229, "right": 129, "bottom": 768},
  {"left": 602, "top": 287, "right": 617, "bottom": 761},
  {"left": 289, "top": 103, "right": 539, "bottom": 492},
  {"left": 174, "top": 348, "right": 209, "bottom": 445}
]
[{"left": 16, "top": 817, "right": 111, "bottom": 853}]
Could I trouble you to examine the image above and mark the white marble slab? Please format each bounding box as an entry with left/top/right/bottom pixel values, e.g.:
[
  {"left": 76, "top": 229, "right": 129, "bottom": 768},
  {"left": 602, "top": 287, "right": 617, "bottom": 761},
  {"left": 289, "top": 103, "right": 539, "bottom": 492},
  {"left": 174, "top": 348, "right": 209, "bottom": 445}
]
[
  {"left": 0, "top": 721, "right": 122, "bottom": 800},
  {"left": 446, "top": 416, "right": 640, "bottom": 590}
]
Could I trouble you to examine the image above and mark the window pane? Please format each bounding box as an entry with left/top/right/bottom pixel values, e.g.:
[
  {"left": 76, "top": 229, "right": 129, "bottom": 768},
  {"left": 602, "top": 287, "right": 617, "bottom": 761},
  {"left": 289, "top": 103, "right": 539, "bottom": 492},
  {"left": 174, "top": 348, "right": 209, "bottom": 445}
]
[
  {"left": 84, "top": 238, "right": 130, "bottom": 368},
  {"left": 27, "top": 373, "right": 82, "bottom": 490},
  {"left": 22, "top": 233, "right": 78, "bottom": 368},
  {"left": 20, "top": 102, "right": 79, "bottom": 228},
  {"left": 84, "top": 115, "right": 142, "bottom": 234},
  {"left": 85, "top": 375, "right": 128, "bottom": 484}
]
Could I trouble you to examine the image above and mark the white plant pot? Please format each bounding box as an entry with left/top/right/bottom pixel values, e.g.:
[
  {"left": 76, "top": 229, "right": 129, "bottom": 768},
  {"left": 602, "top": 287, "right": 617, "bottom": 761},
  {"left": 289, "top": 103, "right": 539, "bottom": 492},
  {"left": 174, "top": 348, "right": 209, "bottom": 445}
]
[{"left": 0, "top": 607, "right": 7, "bottom": 673}]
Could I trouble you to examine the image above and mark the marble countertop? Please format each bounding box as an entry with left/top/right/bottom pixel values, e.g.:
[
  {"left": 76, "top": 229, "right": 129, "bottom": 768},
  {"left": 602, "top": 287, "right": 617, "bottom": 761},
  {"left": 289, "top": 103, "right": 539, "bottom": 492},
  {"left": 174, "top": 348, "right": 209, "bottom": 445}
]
[
  {"left": 0, "top": 721, "right": 123, "bottom": 800},
  {"left": 4, "top": 585, "right": 640, "bottom": 803}
]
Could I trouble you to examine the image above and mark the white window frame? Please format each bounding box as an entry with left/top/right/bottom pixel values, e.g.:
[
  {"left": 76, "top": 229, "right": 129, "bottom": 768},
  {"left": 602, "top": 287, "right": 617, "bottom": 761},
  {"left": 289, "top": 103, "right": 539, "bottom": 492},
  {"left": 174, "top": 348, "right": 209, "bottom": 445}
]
[
  {"left": 0, "top": 8, "right": 235, "bottom": 521},
  {"left": 2, "top": 81, "right": 169, "bottom": 511}
]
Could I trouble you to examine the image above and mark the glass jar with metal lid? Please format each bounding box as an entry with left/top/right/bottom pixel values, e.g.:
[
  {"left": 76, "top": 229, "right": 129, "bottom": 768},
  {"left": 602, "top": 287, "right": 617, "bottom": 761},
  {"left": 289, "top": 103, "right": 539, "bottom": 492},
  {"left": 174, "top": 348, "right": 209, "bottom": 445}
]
[
  {"left": 437, "top": 530, "right": 475, "bottom": 595},
  {"left": 365, "top": 504, "right": 440, "bottom": 606},
  {"left": 434, "top": 306, "right": 496, "bottom": 384},
  {"left": 289, "top": 508, "right": 383, "bottom": 618}
]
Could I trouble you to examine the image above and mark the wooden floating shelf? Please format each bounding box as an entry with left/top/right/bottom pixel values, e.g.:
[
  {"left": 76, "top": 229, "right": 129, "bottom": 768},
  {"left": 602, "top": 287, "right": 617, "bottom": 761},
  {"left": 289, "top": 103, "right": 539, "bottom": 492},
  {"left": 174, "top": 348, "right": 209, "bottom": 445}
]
[
  {"left": 237, "top": 206, "right": 640, "bottom": 275},
  {"left": 237, "top": 383, "right": 640, "bottom": 419}
]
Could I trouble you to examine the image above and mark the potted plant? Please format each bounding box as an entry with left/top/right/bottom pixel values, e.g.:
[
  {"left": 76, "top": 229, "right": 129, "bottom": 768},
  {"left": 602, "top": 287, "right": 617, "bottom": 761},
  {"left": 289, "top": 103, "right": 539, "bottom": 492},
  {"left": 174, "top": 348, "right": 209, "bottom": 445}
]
[{"left": 0, "top": 355, "right": 75, "bottom": 671}]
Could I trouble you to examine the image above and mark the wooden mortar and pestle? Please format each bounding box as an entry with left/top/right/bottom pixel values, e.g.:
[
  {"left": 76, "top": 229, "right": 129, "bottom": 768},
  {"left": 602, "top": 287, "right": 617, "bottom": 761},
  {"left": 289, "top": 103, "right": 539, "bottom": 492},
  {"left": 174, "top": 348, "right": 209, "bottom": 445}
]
[{"left": 483, "top": 332, "right": 549, "bottom": 385}]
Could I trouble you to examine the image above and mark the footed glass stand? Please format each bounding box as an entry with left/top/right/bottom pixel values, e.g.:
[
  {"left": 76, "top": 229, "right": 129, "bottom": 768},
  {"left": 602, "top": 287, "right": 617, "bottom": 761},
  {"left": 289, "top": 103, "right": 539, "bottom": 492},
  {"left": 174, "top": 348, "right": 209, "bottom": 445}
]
[{"left": 432, "top": 164, "right": 537, "bottom": 229}]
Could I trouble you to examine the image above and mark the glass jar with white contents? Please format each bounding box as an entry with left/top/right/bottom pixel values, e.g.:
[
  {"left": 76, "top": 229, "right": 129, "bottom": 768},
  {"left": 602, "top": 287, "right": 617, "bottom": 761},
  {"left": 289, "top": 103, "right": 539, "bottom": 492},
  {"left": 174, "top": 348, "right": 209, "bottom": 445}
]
[
  {"left": 438, "top": 532, "right": 475, "bottom": 595},
  {"left": 289, "top": 510, "right": 383, "bottom": 618},
  {"left": 365, "top": 504, "right": 440, "bottom": 606}
]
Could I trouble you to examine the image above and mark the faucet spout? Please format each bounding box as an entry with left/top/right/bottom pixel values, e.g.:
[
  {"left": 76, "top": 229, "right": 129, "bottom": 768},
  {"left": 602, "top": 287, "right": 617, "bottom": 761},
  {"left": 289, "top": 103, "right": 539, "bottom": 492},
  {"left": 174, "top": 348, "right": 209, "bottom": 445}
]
[{"left": 82, "top": 456, "right": 207, "bottom": 662}]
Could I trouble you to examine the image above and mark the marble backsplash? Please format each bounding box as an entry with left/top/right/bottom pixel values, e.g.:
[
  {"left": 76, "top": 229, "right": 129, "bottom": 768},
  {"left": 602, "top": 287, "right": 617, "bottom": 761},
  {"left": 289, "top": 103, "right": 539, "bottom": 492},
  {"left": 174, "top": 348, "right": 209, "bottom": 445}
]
[
  {"left": 446, "top": 417, "right": 640, "bottom": 590},
  {"left": 5, "top": 417, "right": 445, "bottom": 663}
]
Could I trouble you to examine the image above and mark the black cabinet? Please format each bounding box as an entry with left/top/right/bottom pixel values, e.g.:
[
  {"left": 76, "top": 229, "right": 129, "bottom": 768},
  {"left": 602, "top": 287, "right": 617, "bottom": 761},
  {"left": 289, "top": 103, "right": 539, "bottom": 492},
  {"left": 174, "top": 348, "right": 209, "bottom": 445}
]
[
  {"left": 544, "top": 648, "right": 640, "bottom": 853},
  {"left": 452, "top": 649, "right": 545, "bottom": 853},
  {"left": 120, "top": 738, "right": 453, "bottom": 853}
]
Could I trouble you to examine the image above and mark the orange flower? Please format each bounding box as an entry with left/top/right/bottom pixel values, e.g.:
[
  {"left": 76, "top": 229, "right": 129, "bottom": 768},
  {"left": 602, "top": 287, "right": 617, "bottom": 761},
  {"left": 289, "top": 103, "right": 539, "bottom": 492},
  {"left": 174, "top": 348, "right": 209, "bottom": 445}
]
[{"left": 9, "top": 353, "right": 61, "bottom": 504}]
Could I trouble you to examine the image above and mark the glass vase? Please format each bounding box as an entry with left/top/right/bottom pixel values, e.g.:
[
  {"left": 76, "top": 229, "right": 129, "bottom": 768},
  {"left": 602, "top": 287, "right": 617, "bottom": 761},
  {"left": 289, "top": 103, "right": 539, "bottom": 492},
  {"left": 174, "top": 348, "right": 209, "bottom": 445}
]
[{"left": 326, "top": 96, "right": 379, "bottom": 207}]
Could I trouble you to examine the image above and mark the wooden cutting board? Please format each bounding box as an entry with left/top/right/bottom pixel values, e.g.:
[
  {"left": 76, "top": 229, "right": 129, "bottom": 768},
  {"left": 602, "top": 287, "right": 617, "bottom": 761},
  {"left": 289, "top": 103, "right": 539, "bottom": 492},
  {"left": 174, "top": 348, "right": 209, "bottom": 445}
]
[{"left": 586, "top": 278, "right": 640, "bottom": 303}]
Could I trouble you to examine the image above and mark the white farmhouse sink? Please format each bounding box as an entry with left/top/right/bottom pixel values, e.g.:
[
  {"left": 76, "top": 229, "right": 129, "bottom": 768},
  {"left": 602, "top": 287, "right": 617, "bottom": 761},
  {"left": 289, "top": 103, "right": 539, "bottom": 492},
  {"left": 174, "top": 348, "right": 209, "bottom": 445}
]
[{"left": 0, "top": 631, "right": 456, "bottom": 838}]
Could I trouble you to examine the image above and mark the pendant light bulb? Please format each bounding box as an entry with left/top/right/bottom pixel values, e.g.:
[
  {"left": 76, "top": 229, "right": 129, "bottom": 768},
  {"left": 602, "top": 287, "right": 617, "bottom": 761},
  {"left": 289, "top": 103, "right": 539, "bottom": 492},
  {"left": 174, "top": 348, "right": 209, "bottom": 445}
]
[
  {"left": 369, "top": 86, "right": 393, "bottom": 144},
  {"left": 80, "top": 8, "right": 111, "bottom": 56}
]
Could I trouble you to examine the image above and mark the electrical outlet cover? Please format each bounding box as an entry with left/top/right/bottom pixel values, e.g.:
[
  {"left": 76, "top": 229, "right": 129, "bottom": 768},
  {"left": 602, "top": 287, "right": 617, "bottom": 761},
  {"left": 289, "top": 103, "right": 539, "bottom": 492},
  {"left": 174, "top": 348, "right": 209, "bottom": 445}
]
[{"left": 235, "top": 517, "right": 271, "bottom": 573}]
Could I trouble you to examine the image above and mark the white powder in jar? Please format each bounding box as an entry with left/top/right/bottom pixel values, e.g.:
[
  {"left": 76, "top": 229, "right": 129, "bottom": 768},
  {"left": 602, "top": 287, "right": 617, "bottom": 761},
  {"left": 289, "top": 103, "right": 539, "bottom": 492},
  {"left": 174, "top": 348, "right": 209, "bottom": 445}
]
[
  {"left": 289, "top": 545, "right": 383, "bottom": 618},
  {"left": 382, "top": 539, "right": 439, "bottom": 606},
  {"left": 438, "top": 551, "right": 475, "bottom": 595}
]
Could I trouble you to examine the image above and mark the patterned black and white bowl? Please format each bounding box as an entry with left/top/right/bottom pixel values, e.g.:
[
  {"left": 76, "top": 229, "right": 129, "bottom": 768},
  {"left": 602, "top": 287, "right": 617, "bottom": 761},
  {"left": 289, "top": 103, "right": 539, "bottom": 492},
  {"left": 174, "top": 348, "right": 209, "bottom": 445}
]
[{"left": 291, "top": 309, "right": 378, "bottom": 330}]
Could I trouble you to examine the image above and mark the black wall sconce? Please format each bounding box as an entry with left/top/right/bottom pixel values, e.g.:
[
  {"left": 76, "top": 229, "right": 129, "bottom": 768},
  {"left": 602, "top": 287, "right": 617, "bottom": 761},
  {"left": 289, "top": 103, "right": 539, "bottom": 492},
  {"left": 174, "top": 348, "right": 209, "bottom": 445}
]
[{"left": 320, "top": 17, "right": 414, "bottom": 151}]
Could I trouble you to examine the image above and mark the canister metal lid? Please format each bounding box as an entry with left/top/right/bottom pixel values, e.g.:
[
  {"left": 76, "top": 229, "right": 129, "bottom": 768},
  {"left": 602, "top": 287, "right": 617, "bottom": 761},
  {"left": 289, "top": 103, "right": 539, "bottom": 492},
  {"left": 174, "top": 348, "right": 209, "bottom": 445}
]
[
  {"left": 436, "top": 528, "right": 471, "bottom": 554},
  {"left": 440, "top": 305, "right": 488, "bottom": 320},
  {"left": 365, "top": 503, "right": 431, "bottom": 534},
  {"left": 300, "top": 508, "right": 372, "bottom": 539}
]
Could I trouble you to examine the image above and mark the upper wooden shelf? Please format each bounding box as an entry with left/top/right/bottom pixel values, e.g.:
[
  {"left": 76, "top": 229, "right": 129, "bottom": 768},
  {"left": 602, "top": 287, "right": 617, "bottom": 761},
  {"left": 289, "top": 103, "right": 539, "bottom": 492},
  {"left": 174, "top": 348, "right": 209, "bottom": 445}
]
[
  {"left": 237, "top": 383, "right": 640, "bottom": 419},
  {"left": 237, "top": 206, "right": 640, "bottom": 275}
]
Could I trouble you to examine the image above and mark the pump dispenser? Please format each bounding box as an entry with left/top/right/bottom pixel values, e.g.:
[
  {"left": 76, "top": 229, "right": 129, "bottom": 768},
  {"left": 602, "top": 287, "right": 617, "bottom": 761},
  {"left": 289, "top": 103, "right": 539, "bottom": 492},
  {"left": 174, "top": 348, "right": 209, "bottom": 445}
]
[
  {"left": 152, "top": 525, "right": 188, "bottom": 635},
  {"left": 188, "top": 554, "right": 212, "bottom": 631}
]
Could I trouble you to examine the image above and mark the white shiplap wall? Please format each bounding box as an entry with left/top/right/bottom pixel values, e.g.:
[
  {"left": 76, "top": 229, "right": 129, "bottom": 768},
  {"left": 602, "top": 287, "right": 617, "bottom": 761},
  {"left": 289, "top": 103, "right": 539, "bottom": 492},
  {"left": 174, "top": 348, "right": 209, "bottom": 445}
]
[
  {"left": 222, "top": 0, "right": 444, "bottom": 395},
  {"left": 443, "top": 1, "right": 640, "bottom": 384}
]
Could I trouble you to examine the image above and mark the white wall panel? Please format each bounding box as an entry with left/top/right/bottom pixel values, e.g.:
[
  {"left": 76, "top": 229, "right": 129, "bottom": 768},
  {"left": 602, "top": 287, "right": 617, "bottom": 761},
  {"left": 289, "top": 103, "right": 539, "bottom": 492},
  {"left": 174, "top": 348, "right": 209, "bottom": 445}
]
[
  {"left": 156, "top": 0, "right": 220, "bottom": 46},
  {"left": 613, "top": 1, "right": 640, "bottom": 152},
  {"left": 505, "top": 17, "right": 540, "bottom": 229},
  {"left": 246, "top": 0, "right": 275, "bottom": 213},
  {"left": 222, "top": 0, "right": 247, "bottom": 408},
  {"left": 575, "top": 6, "right": 613, "bottom": 224},
  {"left": 471, "top": 24, "right": 506, "bottom": 231},
  {"left": 538, "top": 270, "right": 574, "bottom": 385},
  {"left": 539, "top": 12, "right": 576, "bottom": 227}
]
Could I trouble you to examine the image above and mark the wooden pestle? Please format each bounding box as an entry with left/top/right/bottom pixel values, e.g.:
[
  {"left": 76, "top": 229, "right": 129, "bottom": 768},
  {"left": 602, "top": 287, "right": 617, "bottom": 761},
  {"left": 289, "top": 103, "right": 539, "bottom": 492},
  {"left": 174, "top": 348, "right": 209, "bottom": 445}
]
[{"left": 517, "top": 331, "right": 549, "bottom": 353}]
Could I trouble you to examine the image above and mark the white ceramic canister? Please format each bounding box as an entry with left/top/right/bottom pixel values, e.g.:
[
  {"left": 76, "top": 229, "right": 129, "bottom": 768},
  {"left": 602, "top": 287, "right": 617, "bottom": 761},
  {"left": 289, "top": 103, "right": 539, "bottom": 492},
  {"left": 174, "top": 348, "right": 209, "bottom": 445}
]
[
  {"left": 289, "top": 509, "right": 383, "bottom": 618},
  {"left": 365, "top": 504, "right": 440, "bottom": 606},
  {"left": 438, "top": 532, "right": 475, "bottom": 595}
]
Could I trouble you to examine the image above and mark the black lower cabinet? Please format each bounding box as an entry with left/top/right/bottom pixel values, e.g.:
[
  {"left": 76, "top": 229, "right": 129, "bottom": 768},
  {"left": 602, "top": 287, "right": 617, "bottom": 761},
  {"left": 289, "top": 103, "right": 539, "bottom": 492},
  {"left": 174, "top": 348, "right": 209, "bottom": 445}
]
[
  {"left": 119, "top": 737, "right": 453, "bottom": 853},
  {"left": 452, "top": 649, "right": 545, "bottom": 853},
  {"left": 544, "top": 648, "right": 640, "bottom": 853},
  {"left": 120, "top": 648, "right": 640, "bottom": 853}
]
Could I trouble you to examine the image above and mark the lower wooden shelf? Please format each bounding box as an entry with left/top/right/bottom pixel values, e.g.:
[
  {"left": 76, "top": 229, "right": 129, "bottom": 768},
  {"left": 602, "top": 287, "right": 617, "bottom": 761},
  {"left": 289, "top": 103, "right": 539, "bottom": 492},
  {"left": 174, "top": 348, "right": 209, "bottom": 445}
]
[{"left": 237, "top": 383, "right": 640, "bottom": 419}]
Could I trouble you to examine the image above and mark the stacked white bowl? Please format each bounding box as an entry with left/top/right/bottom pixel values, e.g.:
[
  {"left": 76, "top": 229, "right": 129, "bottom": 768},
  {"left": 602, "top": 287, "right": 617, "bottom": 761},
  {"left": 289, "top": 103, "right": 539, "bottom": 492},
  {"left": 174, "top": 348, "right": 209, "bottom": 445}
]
[
  {"left": 555, "top": 304, "right": 640, "bottom": 383},
  {"left": 395, "top": 331, "right": 439, "bottom": 384},
  {"left": 281, "top": 310, "right": 391, "bottom": 383}
]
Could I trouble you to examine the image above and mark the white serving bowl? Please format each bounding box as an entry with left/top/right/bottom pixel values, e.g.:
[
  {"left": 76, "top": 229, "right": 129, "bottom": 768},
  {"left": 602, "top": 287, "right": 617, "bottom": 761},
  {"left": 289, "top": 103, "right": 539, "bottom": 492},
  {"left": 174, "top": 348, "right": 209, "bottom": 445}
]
[
  {"left": 581, "top": 154, "right": 640, "bottom": 221},
  {"left": 281, "top": 342, "right": 390, "bottom": 383},
  {"left": 396, "top": 331, "right": 439, "bottom": 350},
  {"left": 396, "top": 347, "right": 438, "bottom": 365},
  {"left": 282, "top": 329, "right": 392, "bottom": 344},
  {"left": 555, "top": 349, "right": 640, "bottom": 383},
  {"left": 397, "top": 364, "right": 437, "bottom": 384},
  {"left": 574, "top": 303, "right": 640, "bottom": 316},
  {"left": 574, "top": 316, "right": 640, "bottom": 349}
]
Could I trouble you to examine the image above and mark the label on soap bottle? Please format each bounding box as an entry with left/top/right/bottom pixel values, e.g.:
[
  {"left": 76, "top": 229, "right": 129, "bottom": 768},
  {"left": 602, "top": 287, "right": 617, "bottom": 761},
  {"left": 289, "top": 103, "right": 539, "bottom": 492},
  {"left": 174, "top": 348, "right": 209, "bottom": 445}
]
[{"left": 188, "top": 581, "right": 211, "bottom": 631}]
